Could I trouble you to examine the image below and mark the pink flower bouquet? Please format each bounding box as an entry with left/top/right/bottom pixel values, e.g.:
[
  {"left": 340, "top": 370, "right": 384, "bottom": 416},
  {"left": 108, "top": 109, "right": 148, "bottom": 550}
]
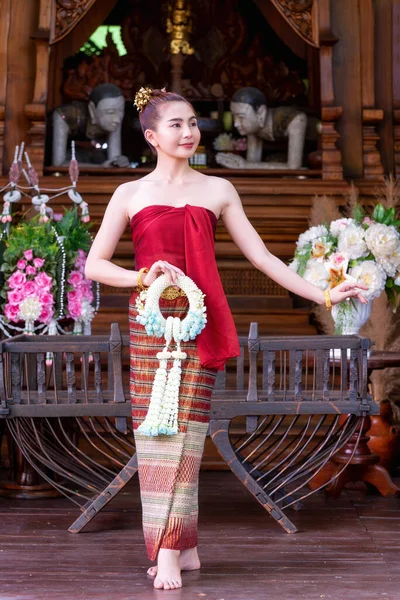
[{"left": 4, "top": 248, "right": 55, "bottom": 332}]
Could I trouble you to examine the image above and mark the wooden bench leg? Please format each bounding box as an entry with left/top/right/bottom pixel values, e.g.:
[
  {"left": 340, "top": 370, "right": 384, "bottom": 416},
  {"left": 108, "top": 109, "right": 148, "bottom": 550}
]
[
  {"left": 209, "top": 419, "right": 297, "bottom": 534},
  {"left": 68, "top": 453, "right": 138, "bottom": 533}
]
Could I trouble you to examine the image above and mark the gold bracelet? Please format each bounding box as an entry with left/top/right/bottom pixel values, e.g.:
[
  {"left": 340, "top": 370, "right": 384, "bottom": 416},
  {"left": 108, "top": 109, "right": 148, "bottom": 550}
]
[
  {"left": 137, "top": 267, "right": 149, "bottom": 289},
  {"left": 324, "top": 289, "right": 332, "bottom": 311}
]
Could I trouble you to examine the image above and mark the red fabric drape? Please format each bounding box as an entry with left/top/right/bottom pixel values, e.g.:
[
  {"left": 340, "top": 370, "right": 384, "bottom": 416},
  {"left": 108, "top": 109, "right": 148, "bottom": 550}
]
[{"left": 131, "top": 204, "right": 240, "bottom": 370}]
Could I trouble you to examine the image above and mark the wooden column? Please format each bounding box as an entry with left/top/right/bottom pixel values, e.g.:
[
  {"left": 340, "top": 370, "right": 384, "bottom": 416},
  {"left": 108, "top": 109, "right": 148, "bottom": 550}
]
[
  {"left": 330, "top": 0, "right": 363, "bottom": 179},
  {"left": 359, "top": 0, "right": 384, "bottom": 180},
  {"left": 393, "top": 0, "right": 400, "bottom": 177},
  {"left": 3, "top": 0, "right": 38, "bottom": 174},
  {"left": 0, "top": 0, "right": 11, "bottom": 174},
  {"left": 318, "top": 0, "right": 343, "bottom": 180},
  {"left": 24, "top": 0, "right": 52, "bottom": 174},
  {"left": 374, "top": 0, "right": 395, "bottom": 175}
]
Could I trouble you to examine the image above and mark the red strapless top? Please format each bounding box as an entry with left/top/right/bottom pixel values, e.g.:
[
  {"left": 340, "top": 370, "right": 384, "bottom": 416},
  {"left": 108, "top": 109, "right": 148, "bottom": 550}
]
[{"left": 130, "top": 204, "right": 240, "bottom": 370}]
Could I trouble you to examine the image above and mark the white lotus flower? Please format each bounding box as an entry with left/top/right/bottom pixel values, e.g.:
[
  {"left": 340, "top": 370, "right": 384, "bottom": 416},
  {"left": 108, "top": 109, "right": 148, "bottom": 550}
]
[
  {"left": 337, "top": 224, "right": 368, "bottom": 260},
  {"left": 349, "top": 261, "right": 386, "bottom": 300},
  {"left": 19, "top": 296, "right": 42, "bottom": 322},
  {"left": 303, "top": 259, "right": 330, "bottom": 290},
  {"left": 330, "top": 218, "right": 354, "bottom": 238},
  {"left": 297, "top": 225, "right": 328, "bottom": 249},
  {"left": 365, "top": 223, "right": 399, "bottom": 259},
  {"left": 311, "top": 238, "right": 332, "bottom": 260},
  {"left": 376, "top": 242, "right": 400, "bottom": 277}
]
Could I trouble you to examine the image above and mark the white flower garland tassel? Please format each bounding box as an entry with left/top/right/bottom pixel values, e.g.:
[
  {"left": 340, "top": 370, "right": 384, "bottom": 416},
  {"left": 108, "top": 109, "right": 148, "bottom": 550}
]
[
  {"left": 135, "top": 276, "right": 206, "bottom": 437},
  {"left": 137, "top": 316, "right": 174, "bottom": 436}
]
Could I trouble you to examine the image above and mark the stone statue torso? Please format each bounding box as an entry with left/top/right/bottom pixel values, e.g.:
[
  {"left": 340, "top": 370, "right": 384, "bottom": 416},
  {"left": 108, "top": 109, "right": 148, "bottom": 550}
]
[
  {"left": 54, "top": 101, "right": 106, "bottom": 140},
  {"left": 264, "top": 106, "right": 304, "bottom": 141}
]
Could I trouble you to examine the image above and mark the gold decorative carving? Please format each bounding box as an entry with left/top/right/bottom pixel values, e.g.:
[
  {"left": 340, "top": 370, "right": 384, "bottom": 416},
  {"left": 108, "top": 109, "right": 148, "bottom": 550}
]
[
  {"left": 52, "top": 0, "right": 98, "bottom": 44},
  {"left": 165, "top": 0, "right": 195, "bottom": 55},
  {"left": 269, "top": 0, "right": 316, "bottom": 47}
]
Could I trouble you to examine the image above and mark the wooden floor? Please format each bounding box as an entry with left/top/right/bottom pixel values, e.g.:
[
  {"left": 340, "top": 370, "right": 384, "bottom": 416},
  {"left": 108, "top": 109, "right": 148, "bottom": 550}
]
[{"left": 0, "top": 472, "right": 400, "bottom": 600}]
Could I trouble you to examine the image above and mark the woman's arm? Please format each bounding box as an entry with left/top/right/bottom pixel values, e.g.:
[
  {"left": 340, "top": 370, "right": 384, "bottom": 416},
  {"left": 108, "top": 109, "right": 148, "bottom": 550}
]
[
  {"left": 85, "top": 184, "right": 184, "bottom": 287},
  {"left": 220, "top": 180, "right": 367, "bottom": 305}
]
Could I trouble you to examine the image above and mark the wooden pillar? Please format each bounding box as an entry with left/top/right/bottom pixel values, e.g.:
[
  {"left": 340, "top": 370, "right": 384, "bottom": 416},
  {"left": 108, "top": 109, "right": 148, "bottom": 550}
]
[
  {"left": 3, "top": 0, "right": 38, "bottom": 175},
  {"left": 24, "top": 0, "right": 52, "bottom": 174},
  {"left": 359, "top": 0, "right": 384, "bottom": 180},
  {"left": 0, "top": 0, "right": 11, "bottom": 175},
  {"left": 330, "top": 0, "right": 363, "bottom": 179},
  {"left": 318, "top": 0, "right": 343, "bottom": 180},
  {"left": 374, "top": 0, "right": 395, "bottom": 175},
  {"left": 393, "top": 0, "right": 400, "bottom": 177}
]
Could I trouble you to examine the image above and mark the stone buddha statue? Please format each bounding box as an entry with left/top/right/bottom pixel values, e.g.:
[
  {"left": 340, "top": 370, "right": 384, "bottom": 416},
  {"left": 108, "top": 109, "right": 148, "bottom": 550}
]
[
  {"left": 215, "top": 86, "right": 307, "bottom": 170},
  {"left": 52, "top": 83, "right": 130, "bottom": 167}
]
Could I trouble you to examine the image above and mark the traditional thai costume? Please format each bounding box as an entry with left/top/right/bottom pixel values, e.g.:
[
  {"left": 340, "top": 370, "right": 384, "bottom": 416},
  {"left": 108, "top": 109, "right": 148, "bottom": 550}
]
[{"left": 129, "top": 204, "right": 239, "bottom": 561}]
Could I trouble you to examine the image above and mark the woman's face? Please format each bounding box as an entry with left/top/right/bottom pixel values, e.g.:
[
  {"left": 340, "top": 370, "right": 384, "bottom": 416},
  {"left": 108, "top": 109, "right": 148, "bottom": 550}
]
[{"left": 145, "top": 101, "right": 200, "bottom": 158}]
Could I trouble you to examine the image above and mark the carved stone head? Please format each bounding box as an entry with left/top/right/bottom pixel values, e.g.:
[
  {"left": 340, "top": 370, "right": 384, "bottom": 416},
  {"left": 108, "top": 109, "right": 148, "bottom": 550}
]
[
  {"left": 230, "top": 86, "right": 267, "bottom": 136},
  {"left": 88, "top": 83, "right": 125, "bottom": 133}
]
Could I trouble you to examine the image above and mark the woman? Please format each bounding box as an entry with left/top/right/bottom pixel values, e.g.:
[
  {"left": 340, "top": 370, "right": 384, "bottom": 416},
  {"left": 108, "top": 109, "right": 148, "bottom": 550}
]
[{"left": 85, "top": 88, "right": 367, "bottom": 591}]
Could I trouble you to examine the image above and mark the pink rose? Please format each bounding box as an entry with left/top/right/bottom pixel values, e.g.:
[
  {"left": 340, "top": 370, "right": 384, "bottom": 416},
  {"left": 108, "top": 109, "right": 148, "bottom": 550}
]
[
  {"left": 17, "top": 259, "right": 26, "bottom": 270},
  {"left": 74, "top": 258, "right": 86, "bottom": 270},
  {"left": 38, "top": 290, "right": 54, "bottom": 305},
  {"left": 24, "top": 249, "right": 33, "bottom": 261},
  {"left": 83, "top": 289, "right": 94, "bottom": 303},
  {"left": 26, "top": 266, "right": 37, "bottom": 276},
  {"left": 39, "top": 306, "right": 54, "bottom": 324},
  {"left": 68, "top": 299, "right": 82, "bottom": 319},
  {"left": 33, "top": 257, "right": 45, "bottom": 269},
  {"left": 34, "top": 272, "right": 53, "bottom": 291},
  {"left": 8, "top": 271, "right": 26, "bottom": 289},
  {"left": 5, "top": 303, "right": 20, "bottom": 323},
  {"left": 81, "top": 278, "right": 92, "bottom": 291},
  {"left": 78, "top": 249, "right": 86, "bottom": 259},
  {"left": 23, "top": 280, "right": 37, "bottom": 296},
  {"left": 68, "top": 271, "right": 83, "bottom": 288},
  {"left": 67, "top": 290, "right": 80, "bottom": 302},
  {"left": 7, "top": 289, "right": 23, "bottom": 305}
]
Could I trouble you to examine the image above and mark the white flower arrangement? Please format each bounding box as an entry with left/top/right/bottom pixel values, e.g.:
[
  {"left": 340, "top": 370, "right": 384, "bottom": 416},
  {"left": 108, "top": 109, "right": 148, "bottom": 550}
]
[
  {"left": 337, "top": 224, "right": 368, "bottom": 259},
  {"left": 290, "top": 202, "right": 400, "bottom": 331},
  {"left": 135, "top": 275, "right": 207, "bottom": 437}
]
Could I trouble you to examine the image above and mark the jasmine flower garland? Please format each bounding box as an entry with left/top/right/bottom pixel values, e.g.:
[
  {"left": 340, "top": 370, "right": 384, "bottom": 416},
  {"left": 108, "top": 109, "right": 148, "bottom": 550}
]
[{"left": 135, "top": 274, "right": 207, "bottom": 436}]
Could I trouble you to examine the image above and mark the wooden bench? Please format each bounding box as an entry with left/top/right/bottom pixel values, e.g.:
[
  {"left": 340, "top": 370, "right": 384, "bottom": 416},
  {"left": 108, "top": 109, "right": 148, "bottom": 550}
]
[{"left": 0, "top": 323, "right": 376, "bottom": 534}]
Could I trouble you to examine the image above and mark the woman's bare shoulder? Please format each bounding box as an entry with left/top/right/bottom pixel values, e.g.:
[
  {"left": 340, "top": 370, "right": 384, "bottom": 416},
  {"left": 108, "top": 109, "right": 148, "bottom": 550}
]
[{"left": 201, "top": 175, "right": 240, "bottom": 205}]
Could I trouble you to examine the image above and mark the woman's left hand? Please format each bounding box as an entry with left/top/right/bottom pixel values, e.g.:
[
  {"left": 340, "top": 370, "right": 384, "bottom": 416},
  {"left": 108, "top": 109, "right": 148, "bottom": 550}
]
[{"left": 329, "top": 280, "right": 369, "bottom": 305}]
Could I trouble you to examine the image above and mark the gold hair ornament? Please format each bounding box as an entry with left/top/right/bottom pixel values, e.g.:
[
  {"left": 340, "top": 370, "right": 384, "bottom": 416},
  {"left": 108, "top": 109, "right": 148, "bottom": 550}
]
[{"left": 134, "top": 87, "right": 153, "bottom": 113}]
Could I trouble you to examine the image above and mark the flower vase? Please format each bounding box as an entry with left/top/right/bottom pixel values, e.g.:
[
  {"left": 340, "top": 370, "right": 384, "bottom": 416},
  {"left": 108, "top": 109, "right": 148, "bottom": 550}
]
[{"left": 331, "top": 299, "right": 372, "bottom": 335}]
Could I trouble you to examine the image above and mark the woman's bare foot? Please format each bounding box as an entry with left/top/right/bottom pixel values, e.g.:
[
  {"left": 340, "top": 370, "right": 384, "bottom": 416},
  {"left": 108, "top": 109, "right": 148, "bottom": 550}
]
[
  {"left": 153, "top": 548, "right": 182, "bottom": 590},
  {"left": 148, "top": 547, "right": 201, "bottom": 579}
]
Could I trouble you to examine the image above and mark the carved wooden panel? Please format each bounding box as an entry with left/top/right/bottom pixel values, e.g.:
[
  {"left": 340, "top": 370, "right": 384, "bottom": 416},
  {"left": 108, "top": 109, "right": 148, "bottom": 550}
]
[
  {"left": 52, "top": 0, "right": 98, "bottom": 44},
  {"left": 270, "top": 0, "right": 316, "bottom": 47}
]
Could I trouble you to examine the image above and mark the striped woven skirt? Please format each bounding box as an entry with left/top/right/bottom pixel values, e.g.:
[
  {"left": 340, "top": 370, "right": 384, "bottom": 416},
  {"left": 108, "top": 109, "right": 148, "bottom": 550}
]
[{"left": 129, "top": 292, "right": 217, "bottom": 561}]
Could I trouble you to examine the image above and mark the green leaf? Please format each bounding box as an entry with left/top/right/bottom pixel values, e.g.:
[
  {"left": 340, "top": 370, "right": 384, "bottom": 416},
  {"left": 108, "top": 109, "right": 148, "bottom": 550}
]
[
  {"left": 383, "top": 207, "right": 396, "bottom": 225},
  {"left": 373, "top": 203, "right": 385, "bottom": 223},
  {"left": 386, "top": 287, "right": 397, "bottom": 307},
  {"left": 352, "top": 204, "right": 365, "bottom": 223}
]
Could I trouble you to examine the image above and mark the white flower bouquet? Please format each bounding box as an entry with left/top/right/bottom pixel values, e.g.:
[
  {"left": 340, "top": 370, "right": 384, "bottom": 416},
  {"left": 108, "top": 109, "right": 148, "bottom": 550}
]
[{"left": 290, "top": 203, "right": 400, "bottom": 333}]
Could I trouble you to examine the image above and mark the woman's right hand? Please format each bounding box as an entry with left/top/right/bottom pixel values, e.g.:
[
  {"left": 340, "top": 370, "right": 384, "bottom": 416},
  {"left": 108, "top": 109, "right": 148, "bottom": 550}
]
[{"left": 142, "top": 260, "right": 185, "bottom": 287}]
